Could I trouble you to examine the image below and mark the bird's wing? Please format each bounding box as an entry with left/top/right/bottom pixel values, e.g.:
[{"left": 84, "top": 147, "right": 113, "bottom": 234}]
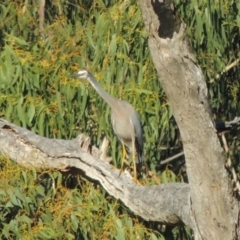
[{"left": 130, "top": 108, "right": 144, "bottom": 163}]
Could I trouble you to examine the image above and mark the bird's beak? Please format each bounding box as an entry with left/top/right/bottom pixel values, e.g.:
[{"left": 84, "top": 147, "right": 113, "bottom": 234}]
[{"left": 70, "top": 73, "right": 80, "bottom": 78}]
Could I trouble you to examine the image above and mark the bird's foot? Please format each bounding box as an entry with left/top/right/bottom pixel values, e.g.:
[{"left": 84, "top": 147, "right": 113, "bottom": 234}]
[{"left": 133, "top": 177, "right": 142, "bottom": 185}]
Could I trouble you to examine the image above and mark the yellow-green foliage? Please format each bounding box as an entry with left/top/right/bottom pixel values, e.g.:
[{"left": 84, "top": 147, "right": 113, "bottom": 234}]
[
  {"left": 3, "top": 0, "right": 239, "bottom": 238},
  {"left": 0, "top": 157, "right": 166, "bottom": 239},
  {"left": 0, "top": 0, "right": 183, "bottom": 239},
  {"left": 0, "top": 0, "right": 179, "bottom": 168}
]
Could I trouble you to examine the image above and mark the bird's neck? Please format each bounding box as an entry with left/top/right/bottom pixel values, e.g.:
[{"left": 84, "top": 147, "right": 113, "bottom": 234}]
[{"left": 87, "top": 76, "right": 116, "bottom": 109}]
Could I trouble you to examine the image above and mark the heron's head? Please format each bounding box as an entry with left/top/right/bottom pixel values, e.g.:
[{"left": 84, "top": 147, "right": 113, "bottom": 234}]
[{"left": 71, "top": 69, "right": 89, "bottom": 79}]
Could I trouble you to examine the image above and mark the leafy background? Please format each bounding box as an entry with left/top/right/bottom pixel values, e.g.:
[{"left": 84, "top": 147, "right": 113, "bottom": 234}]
[{"left": 0, "top": 0, "right": 239, "bottom": 239}]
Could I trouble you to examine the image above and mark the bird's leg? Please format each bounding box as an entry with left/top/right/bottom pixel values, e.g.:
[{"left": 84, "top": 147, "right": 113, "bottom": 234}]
[
  {"left": 118, "top": 143, "right": 127, "bottom": 177},
  {"left": 131, "top": 140, "right": 137, "bottom": 183}
]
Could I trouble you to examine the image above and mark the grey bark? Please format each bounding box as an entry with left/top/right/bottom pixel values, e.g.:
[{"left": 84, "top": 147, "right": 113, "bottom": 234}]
[{"left": 138, "top": 1, "right": 239, "bottom": 239}]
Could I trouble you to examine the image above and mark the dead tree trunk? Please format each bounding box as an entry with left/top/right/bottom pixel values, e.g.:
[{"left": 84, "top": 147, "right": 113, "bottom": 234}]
[{"left": 138, "top": 1, "right": 239, "bottom": 239}]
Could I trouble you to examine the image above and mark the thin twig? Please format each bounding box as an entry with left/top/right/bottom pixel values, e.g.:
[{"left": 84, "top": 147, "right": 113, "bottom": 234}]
[
  {"left": 210, "top": 58, "right": 240, "bottom": 82},
  {"left": 160, "top": 151, "right": 184, "bottom": 165}
]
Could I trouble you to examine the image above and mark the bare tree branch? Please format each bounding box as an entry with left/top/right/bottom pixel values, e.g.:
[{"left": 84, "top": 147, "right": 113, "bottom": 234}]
[
  {"left": 160, "top": 151, "right": 184, "bottom": 165},
  {"left": 0, "top": 118, "right": 192, "bottom": 227}
]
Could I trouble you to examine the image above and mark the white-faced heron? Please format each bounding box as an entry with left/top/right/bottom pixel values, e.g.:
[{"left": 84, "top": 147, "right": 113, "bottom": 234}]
[{"left": 71, "top": 69, "right": 143, "bottom": 181}]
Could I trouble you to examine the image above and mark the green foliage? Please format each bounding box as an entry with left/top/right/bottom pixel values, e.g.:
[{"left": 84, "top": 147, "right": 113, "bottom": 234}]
[
  {"left": 2, "top": 0, "right": 239, "bottom": 238},
  {"left": 0, "top": 0, "right": 183, "bottom": 239},
  {"left": 0, "top": 0, "right": 179, "bottom": 166},
  {"left": 0, "top": 157, "right": 166, "bottom": 239}
]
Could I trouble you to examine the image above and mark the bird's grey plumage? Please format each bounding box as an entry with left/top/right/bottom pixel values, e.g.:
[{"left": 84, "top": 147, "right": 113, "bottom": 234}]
[
  {"left": 71, "top": 69, "right": 144, "bottom": 177},
  {"left": 110, "top": 99, "right": 143, "bottom": 164},
  {"left": 130, "top": 108, "right": 143, "bottom": 164}
]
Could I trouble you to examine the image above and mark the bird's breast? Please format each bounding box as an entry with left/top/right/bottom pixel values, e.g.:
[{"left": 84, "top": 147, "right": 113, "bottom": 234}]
[{"left": 111, "top": 111, "right": 133, "bottom": 141}]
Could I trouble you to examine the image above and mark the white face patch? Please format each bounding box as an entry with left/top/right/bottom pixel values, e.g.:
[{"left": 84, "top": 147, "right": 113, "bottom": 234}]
[{"left": 77, "top": 70, "right": 88, "bottom": 78}]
